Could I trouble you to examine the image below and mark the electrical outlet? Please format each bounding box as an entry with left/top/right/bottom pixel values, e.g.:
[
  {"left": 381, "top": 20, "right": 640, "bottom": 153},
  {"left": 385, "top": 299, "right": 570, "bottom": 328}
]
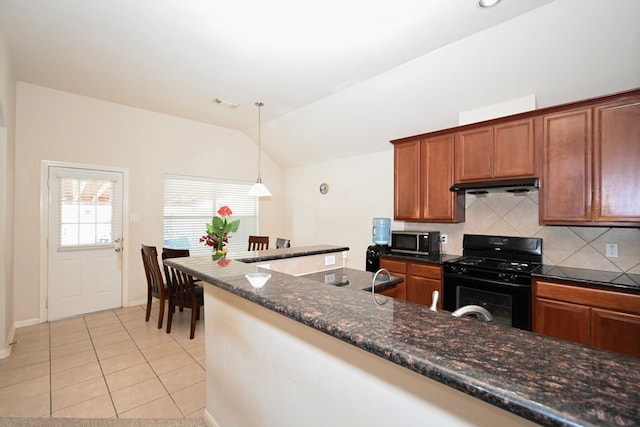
[
  {"left": 325, "top": 255, "right": 336, "bottom": 266},
  {"left": 605, "top": 243, "right": 618, "bottom": 258},
  {"left": 440, "top": 234, "right": 448, "bottom": 244}
]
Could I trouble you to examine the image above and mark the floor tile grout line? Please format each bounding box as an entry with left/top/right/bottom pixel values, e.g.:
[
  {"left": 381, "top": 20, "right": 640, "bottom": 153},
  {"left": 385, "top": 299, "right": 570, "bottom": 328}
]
[
  {"left": 0, "top": 304, "right": 205, "bottom": 419},
  {"left": 116, "top": 304, "right": 188, "bottom": 417},
  {"left": 81, "top": 311, "right": 118, "bottom": 419},
  {"left": 122, "top": 303, "right": 206, "bottom": 417}
]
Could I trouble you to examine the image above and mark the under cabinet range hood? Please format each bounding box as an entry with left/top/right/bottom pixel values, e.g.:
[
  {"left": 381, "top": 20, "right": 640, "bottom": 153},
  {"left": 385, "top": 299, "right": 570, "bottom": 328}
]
[{"left": 449, "top": 178, "right": 539, "bottom": 195}]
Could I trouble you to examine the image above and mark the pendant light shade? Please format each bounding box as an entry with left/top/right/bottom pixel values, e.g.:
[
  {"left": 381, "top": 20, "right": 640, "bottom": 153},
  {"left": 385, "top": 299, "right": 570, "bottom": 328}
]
[{"left": 247, "top": 101, "right": 272, "bottom": 197}]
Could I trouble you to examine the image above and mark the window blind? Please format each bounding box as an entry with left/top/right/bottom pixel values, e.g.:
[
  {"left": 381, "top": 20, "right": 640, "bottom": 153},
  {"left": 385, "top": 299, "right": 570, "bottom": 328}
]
[{"left": 163, "top": 175, "right": 259, "bottom": 256}]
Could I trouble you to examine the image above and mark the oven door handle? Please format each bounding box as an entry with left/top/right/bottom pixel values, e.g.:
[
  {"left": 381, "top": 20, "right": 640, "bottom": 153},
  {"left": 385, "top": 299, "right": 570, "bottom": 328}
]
[{"left": 443, "top": 273, "right": 531, "bottom": 289}]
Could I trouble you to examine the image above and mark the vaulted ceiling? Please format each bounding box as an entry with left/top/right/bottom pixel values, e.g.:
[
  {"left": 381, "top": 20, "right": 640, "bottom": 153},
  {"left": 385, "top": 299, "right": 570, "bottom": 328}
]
[{"left": 0, "top": 0, "right": 555, "bottom": 167}]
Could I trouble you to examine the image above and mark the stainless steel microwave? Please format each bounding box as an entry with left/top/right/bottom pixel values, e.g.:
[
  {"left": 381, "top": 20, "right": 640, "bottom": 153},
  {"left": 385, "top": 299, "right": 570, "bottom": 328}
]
[{"left": 391, "top": 231, "right": 441, "bottom": 255}]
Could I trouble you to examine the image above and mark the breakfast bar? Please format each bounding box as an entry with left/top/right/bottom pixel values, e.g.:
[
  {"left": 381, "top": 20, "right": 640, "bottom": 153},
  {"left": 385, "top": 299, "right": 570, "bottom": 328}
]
[{"left": 165, "top": 246, "right": 640, "bottom": 427}]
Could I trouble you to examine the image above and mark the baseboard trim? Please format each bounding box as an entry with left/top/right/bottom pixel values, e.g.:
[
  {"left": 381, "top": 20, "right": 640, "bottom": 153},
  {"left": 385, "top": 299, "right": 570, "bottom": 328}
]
[
  {"left": 127, "top": 298, "right": 147, "bottom": 307},
  {"left": 203, "top": 409, "right": 218, "bottom": 427},
  {"left": 14, "top": 318, "right": 42, "bottom": 328},
  {"left": 0, "top": 324, "right": 16, "bottom": 359}
]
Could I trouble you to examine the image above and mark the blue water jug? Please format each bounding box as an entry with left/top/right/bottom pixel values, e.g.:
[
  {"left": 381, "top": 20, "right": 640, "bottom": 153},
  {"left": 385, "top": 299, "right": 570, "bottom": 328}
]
[{"left": 372, "top": 218, "right": 391, "bottom": 245}]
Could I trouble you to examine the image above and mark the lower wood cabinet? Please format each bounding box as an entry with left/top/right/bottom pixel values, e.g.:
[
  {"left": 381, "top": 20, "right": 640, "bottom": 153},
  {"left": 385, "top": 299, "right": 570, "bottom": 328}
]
[
  {"left": 378, "top": 258, "right": 407, "bottom": 300},
  {"left": 377, "top": 284, "right": 405, "bottom": 299},
  {"left": 406, "top": 263, "right": 442, "bottom": 309},
  {"left": 380, "top": 257, "right": 442, "bottom": 309},
  {"left": 533, "top": 278, "right": 640, "bottom": 357}
]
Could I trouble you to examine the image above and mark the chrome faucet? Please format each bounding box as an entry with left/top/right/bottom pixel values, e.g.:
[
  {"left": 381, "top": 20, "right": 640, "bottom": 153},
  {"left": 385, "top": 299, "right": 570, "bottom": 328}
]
[
  {"left": 451, "top": 305, "right": 493, "bottom": 322},
  {"left": 371, "top": 268, "right": 391, "bottom": 305}
]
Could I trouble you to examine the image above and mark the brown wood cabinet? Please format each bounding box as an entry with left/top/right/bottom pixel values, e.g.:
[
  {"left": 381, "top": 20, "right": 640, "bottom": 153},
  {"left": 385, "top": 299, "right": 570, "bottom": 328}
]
[
  {"left": 393, "top": 135, "right": 464, "bottom": 222},
  {"left": 378, "top": 258, "right": 407, "bottom": 300},
  {"left": 540, "top": 94, "right": 640, "bottom": 226},
  {"left": 407, "top": 262, "right": 442, "bottom": 309},
  {"left": 455, "top": 119, "right": 535, "bottom": 182},
  {"left": 533, "top": 278, "right": 640, "bottom": 357},
  {"left": 380, "top": 257, "right": 442, "bottom": 309},
  {"left": 392, "top": 88, "right": 639, "bottom": 226}
]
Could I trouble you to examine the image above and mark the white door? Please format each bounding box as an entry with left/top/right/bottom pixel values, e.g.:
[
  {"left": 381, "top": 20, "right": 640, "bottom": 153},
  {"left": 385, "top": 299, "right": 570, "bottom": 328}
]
[{"left": 48, "top": 166, "right": 123, "bottom": 321}]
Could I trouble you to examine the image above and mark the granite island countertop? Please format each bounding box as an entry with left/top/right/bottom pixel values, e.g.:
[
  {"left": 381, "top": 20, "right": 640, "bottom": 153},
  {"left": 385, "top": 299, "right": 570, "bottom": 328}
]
[
  {"left": 165, "top": 255, "right": 640, "bottom": 427},
  {"left": 300, "top": 267, "right": 403, "bottom": 292},
  {"left": 235, "top": 244, "right": 349, "bottom": 264}
]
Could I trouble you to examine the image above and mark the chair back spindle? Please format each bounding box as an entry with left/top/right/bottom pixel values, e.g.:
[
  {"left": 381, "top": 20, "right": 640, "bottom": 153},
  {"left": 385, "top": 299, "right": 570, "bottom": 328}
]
[{"left": 248, "top": 235, "right": 269, "bottom": 251}]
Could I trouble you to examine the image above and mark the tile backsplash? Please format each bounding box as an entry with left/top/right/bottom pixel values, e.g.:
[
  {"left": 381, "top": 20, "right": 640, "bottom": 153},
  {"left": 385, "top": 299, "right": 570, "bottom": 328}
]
[{"left": 401, "top": 190, "right": 640, "bottom": 274}]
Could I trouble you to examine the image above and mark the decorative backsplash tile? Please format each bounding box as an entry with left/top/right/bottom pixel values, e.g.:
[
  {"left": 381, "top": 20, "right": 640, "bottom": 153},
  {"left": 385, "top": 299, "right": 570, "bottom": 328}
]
[{"left": 403, "top": 191, "right": 640, "bottom": 274}]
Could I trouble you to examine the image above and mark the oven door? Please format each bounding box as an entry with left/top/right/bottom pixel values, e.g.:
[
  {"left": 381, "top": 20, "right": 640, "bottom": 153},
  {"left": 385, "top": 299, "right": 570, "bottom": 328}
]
[{"left": 443, "top": 273, "right": 531, "bottom": 331}]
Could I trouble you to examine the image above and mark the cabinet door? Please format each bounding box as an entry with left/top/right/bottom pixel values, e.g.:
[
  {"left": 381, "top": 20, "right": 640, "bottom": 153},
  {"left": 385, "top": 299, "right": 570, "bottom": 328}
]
[
  {"left": 455, "top": 126, "right": 493, "bottom": 182},
  {"left": 378, "top": 282, "right": 407, "bottom": 300},
  {"left": 379, "top": 258, "right": 407, "bottom": 301},
  {"left": 534, "top": 298, "right": 591, "bottom": 346},
  {"left": 407, "top": 263, "right": 442, "bottom": 309},
  {"left": 591, "top": 308, "right": 640, "bottom": 357},
  {"left": 378, "top": 286, "right": 398, "bottom": 298},
  {"left": 421, "top": 134, "right": 463, "bottom": 222},
  {"left": 540, "top": 108, "right": 593, "bottom": 223},
  {"left": 407, "top": 276, "right": 441, "bottom": 307},
  {"left": 593, "top": 96, "right": 640, "bottom": 224},
  {"left": 494, "top": 119, "right": 535, "bottom": 178},
  {"left": 394, "top": 140, "right": 421, "bottom": 220}
]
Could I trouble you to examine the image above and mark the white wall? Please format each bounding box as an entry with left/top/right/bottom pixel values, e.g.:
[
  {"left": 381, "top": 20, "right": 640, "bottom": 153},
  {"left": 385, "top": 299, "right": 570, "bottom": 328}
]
[
  {"left": 284, "top": 0, "right": 640, "bottom": 272},
  {"left": 284, "top": 150, "right": 394, "bottom": 270},
  {"left": 13, "top": 83, "right": 284, "bottom": 323},
  {"left": 0, "top": 32, "right": 16, "bottom": 357}
]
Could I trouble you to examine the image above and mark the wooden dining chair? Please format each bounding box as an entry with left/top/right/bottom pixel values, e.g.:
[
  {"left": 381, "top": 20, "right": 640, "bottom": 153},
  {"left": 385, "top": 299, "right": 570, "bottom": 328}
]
[
  {"left": 162, "top": 249, "right": 204, "bottom": 339},
  {"left": 275, "top": 238, "right": 291, "bottom": 249},
  {"left": 248, "top": 235, "right": 269, "bottom": 251},
  {"left": 141, "top": 244, "right": 167, "bottom": 329},
  {"left": 162, "top": 247, "right": 192, "bottom": 313}
]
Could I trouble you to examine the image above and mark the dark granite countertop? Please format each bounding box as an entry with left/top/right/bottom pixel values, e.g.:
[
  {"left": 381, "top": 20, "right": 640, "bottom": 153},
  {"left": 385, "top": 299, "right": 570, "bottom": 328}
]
[
  {"left": 166, "top": 255, "right": 640, "bottom": 427},
  {"left": 384, "top": 252, "right": 640, "bottom": 293},
  {"left": 380, "top": 252, "right": 460, "bottom": 264},
  {"left": 533, "top": 265, "right": 640, "bottom": 293},
  {"left": 235, "top": 244, "right": 349, "bottom": 264},
  {"left": 300, "top": 267, "right": 403, "bottom": 292}
]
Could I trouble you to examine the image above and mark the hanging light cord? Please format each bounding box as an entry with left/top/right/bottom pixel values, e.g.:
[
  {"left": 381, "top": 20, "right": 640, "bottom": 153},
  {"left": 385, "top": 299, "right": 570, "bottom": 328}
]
[{"left": 255, "top": 101, "right": 264, "bottom": 183}]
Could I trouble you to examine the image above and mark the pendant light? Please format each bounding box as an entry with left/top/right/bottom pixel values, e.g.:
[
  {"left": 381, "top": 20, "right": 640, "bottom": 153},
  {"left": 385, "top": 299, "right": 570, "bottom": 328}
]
[{"left": 247, "top": 101, "right": 272, "bottom": 197}]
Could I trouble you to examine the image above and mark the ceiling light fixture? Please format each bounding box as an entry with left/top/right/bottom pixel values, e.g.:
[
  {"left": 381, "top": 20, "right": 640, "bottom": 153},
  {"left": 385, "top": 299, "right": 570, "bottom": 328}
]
[
  {"left": 212, "top": 97, "right": 240, "bottom": 108},
  {"left": 477, "top": 0, "right": 502, "bottom": 8},
  {"left": 247, "top": 102, "right": 272, "bottom": 197}
]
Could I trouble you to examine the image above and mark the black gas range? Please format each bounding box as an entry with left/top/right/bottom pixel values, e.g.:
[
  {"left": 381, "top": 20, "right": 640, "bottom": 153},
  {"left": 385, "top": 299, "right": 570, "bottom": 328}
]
[{"left": 443, "top": 234, "right": 542, "bottom": 330}]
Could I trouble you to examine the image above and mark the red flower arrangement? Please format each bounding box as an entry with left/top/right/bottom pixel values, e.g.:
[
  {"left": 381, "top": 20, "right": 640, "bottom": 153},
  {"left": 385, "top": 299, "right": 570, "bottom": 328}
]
[{"left": 200, "top": 205, "right": 240, "bottom": 262}]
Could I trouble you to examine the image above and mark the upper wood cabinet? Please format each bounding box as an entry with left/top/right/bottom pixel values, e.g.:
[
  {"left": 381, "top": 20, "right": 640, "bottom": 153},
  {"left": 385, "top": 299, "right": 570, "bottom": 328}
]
[
  {"left": 392, "top": 88, "right": 639, "bottom": 226},
  {"left": 540, "top": 94, "right": 640, "bottom": 226},
  {"left": 393, "top": 134, "right": 464, "bottom": 222},
  {"left": 593, "top": 97, "right": 640, "bottom": 223},
  {"left": 539, "top": 108, "right": 593, "bottom": 222},
  {"left": 455, "top": 119, "right": 535, "bottom": 182}
]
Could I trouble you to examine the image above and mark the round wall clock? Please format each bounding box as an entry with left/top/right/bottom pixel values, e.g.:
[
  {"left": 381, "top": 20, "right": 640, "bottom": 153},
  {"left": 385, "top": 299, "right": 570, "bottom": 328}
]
[{"left": 319, "top": 183, "right": 329, "bottom": 195}]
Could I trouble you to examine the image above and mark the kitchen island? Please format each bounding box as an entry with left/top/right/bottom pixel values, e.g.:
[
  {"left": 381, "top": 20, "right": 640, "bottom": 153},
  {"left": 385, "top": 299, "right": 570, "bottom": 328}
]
[{"left": 165, "top": 248, "right": 640, "bottom": 427}]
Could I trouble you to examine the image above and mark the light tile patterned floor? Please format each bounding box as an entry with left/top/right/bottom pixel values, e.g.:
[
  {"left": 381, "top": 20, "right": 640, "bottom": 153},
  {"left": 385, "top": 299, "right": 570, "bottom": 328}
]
[{"left": 0, "top": 304, "right": 206, "bottom": 419}]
